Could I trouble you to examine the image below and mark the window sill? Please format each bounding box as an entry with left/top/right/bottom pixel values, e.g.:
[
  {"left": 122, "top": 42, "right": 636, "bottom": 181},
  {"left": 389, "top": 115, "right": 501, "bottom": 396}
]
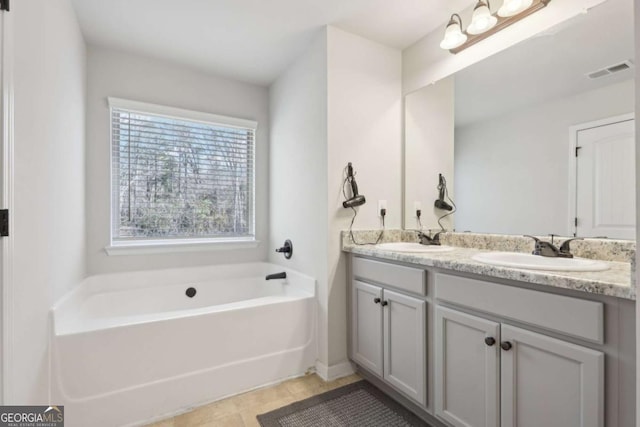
[{"left": 104, "top": 238, "right": 260, "bottom": 256}]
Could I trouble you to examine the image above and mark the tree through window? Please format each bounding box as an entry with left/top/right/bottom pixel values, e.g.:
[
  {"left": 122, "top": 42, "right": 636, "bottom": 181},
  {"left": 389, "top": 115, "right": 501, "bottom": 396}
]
[{"left": 110, "top": 98, "right": 256, "bottom": 242}]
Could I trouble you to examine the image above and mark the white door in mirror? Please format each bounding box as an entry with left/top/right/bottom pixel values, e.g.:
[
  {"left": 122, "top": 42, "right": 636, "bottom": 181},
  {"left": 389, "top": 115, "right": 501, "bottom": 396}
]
[
  {"left": 576, "top": 118, "right": 635, "bottom": 239},
  {"left": 376, "top": 243, "right": 454, "bottom": 253},
  {"left": 472, "top": 252, "right": 609, "bottom": 272}
]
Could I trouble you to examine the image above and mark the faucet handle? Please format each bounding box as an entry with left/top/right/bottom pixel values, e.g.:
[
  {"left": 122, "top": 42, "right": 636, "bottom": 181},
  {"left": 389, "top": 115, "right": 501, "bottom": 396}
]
[
  {"left": 432, "top": 231, "right": 444, "bottom": 245},
  {"left": 524, "top": 235, "right": 544, "bottom": 256},
  {"left": 559, "top": 238, "right": 583, "bottom": 254},
  {"left": 417, "top": 231, "right": 432, "bottom": 245}
]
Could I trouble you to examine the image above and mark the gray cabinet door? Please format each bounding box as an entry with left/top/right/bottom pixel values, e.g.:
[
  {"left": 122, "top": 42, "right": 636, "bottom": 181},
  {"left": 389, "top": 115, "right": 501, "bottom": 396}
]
[
  {"left": 500, "top": 324, "right": 604, "bottom": 427},
  {"left": 352, "top": 280, "right": 383, "bottom": 376},
  {"left": 435, "top": 306, "right": 500, "bottom": 427},
  {"left": 383, "top": 289, "right": 427, "bottom": 406}
]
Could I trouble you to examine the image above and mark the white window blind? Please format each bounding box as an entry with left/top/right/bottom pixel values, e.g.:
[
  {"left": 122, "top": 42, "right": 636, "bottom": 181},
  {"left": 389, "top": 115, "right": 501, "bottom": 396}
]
[{"left": 109, "top": 98, "right": 256, "bottom": 243}]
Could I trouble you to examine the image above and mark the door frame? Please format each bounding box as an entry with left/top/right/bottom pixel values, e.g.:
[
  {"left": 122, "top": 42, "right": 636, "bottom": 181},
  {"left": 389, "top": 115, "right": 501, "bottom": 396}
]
[
  {"left": 567, "top": 113, "right": 635, "bottom": 237},
  {"left": 1, "top": 6, "right": 14, "bottom": 404}
]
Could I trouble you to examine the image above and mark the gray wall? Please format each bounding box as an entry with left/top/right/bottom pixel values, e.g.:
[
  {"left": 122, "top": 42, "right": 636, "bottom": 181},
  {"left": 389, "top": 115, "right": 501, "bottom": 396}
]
[
  {"left": 404, "top": 78, "right": 455, "bottom": 231},
  {"left": 85, "top": 47, "right": 270, "bottom": 274},
  {"left": 326, "top": 27, "right": 402, "bottom": 368},
  {"left": 269, "top": 27, "right": 403, "bottom": 374},
  {"left": 269, "top": 29, "right": 330, "bottom": 364}
]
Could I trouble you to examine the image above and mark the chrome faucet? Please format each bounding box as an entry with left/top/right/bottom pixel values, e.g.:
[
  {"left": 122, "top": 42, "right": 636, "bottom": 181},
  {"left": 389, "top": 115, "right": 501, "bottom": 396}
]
[
  {"left": 417, "top": 230, "right": 444, "bottom": 246},
  {"left": 524, "top": 235, "right": 582, "bottom": 258}
]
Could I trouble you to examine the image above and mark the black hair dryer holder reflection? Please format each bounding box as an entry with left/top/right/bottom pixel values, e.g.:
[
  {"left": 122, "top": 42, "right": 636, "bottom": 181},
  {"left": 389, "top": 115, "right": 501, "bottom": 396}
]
[{"left": 434, "top": 173, "right": 454, "bottom": 211}]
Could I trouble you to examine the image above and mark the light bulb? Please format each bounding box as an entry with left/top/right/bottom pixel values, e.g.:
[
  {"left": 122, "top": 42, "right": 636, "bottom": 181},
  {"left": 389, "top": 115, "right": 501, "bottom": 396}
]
[
  {"left": 440, "top": 15, "right": 468, "bottom": 50},
  {"left": 467, "top": 1, "right": 497, "bottom": 35},
  {"left": 498, "top": 0, "right": 533, "bottom": 17}
]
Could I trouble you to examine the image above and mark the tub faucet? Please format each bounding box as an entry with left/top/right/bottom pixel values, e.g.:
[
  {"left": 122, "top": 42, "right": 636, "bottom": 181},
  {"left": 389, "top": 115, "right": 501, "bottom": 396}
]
[
  {"left": 524, "top": 235, "right": 582, "bottom": 258},
  {"left": 266, "top": 272, "right": 286, "bottom": 281},
  {"left": 417, "top": 231, "right": 443, "bottom": 246}
]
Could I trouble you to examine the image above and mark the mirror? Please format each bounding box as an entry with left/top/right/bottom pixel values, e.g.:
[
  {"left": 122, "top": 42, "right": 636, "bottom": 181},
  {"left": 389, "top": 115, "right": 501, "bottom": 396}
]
[{"left": 404, "top": 0, "right": 636, "bottom": 239}]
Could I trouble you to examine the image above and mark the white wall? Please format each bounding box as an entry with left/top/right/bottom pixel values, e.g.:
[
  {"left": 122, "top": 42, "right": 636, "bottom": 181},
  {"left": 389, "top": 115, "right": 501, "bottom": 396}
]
[
  {"left": 404, "top": 77, "right": 455, "bottom": 231},
  {"left": 269, "top": 29, "right": 329, "bottom": 363},
  {"left": 9, "top": 0, "right": 86, "bottom": 403},
  {"left": 402, "top": 0, "right": 607, "bottom": 95},
  {"left": 326, "top": 27, "right": 402, "bottom": 368},
  {"left": 454, "top": 79, "right": 634, "bottom": 236},
  {"left": 86, "top": 47, "right": 269, "bottom": 274},
  {"left": 269, "top": 26, "right": 402, "bottom": 374}
]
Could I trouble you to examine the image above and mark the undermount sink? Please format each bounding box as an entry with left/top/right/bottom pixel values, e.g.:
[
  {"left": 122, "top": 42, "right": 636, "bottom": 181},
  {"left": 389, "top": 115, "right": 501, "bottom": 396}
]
[
  {"left": 472, "top": 252, "right": 609, "bottom": 272},
  {"left": 375, "top": 242, "right": 455, "bottom": 253}
]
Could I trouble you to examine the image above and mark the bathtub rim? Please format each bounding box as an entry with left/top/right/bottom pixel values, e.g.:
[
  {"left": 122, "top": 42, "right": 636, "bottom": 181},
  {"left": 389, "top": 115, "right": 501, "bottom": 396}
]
[
  {"left": 54, "top": 290, "right": 314, "bottom": 337},
  {"left": 52, "top": 261, "right": 315, "bottom": 310},
  {"left": 51, "top": 262, "right": 316, "bottom": 336}
]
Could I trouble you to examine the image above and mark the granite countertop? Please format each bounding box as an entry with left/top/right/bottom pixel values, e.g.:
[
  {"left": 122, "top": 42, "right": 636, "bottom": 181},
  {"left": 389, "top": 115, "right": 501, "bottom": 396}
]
[{"left": 343, "top": 243, "right": 635, "bottom": 300}]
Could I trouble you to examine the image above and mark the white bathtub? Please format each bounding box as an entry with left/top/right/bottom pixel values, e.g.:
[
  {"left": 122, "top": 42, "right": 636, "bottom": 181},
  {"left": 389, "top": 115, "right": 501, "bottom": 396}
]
[{"left": 50, "top": 263, "right": 316, "bottom": 427}]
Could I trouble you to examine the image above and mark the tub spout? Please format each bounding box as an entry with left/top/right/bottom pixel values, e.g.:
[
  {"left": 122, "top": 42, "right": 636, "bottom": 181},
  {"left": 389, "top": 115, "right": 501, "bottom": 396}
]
[{"left": 266, "top": 272, "right": 286, "bottom": 280}]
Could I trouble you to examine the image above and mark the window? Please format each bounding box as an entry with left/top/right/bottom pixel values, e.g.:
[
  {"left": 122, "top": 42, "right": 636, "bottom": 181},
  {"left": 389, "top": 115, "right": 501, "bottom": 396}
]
[{"left": 109, "top": 98, "right": 256, "bottom": 248}]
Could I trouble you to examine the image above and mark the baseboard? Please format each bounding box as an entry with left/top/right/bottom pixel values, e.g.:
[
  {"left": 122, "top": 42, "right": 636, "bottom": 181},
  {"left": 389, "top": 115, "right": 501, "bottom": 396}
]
[{"left": 315, "top": 359, "right": 355, "bottom": 381}]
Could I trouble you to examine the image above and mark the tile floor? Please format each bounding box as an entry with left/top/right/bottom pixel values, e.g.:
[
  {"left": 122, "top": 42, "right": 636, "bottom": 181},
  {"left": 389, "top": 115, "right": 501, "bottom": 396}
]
[{"left": 144, "top": 373, "right": 362, "bottom": 427}]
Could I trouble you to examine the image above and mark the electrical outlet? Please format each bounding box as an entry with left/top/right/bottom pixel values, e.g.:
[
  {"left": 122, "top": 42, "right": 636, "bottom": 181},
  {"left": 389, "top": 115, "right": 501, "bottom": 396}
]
[
  {"left": 378, "top": 200, "right": 387, "bottom": 217},
  {"left": 414, "top": 201, "right": 422, "bottom": 216}
]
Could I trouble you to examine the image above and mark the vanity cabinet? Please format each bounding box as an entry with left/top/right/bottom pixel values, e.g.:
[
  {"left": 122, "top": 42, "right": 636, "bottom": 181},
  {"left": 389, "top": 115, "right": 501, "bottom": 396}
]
[
  {"left": 348, "top": 254, "right": 633, "bottom": 427},
  {"left": 383, "top": 288, "right": 426, "bottom": 404},
  {"left": 351, "top": 258, "right": 427, "bottom": 406},
  {"left": 500, "top": 324, "right": 603, "bottom": 427},
  {"left": 435, "top": 307, "right": 500, "bottom": 427},
  {"left": 352, "top": 281, "right": 384, "bottom": 376},
  {"left": 435, "top": 275, "right": 605, "bottom": 427}
]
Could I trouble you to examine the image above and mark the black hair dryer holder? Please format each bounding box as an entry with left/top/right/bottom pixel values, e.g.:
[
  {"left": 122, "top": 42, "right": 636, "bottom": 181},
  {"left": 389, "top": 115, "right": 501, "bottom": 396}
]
[{"left": 276, "top": 240, "right": 293, "bottom": 259}]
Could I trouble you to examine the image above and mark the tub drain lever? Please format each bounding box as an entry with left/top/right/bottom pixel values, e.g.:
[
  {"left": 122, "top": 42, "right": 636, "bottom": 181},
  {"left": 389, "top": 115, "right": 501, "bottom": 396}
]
[{"left": 276, "top": 240, "right": 293, "bottom": 259}]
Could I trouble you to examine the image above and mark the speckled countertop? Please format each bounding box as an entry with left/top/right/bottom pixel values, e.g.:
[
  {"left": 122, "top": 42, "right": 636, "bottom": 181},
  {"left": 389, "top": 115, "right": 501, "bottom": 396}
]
[{"left": 342, "top": 231, "right": 635, "bottom": 300}]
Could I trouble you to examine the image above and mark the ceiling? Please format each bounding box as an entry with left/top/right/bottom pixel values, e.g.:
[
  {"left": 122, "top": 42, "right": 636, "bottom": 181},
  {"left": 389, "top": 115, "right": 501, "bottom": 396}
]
[
  {"left": 70, "top": 0, "right": 470, "bottom": 86},
  {"left": 455, "top": 0, "right": 635, "bottom": 127}
]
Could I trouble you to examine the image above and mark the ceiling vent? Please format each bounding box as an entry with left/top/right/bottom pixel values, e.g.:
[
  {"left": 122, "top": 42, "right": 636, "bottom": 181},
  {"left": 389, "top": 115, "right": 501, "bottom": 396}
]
[{"left": 587, "top": 60, "right": 634, "bottom": 79}]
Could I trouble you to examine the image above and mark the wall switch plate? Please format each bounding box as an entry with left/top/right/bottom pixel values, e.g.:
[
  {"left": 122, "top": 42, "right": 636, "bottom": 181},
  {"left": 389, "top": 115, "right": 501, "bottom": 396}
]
[{"left": 378, "top": 200, "right": 387, "bottom": 217}]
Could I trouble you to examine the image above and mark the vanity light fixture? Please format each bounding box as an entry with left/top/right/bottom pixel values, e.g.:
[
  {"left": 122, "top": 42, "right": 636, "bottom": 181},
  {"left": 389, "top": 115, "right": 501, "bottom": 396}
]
[
  {"left": 439, "top": 14, "right": 467, "bottom": 50},
  {"left": 441, "top": 0, "right": 551, "bottom": 54},
  {"left": 467, "top": 0, "right": 497, "bottom": 35},
  {"left": 498, "top": 0, "right": 534, "bottom": 17}
]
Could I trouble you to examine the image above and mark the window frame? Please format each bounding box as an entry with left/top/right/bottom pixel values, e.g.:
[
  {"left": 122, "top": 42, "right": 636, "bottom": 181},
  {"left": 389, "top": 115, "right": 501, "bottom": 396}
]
[{"left": 106, "top": 97, "right": 259, "bottom": 255}]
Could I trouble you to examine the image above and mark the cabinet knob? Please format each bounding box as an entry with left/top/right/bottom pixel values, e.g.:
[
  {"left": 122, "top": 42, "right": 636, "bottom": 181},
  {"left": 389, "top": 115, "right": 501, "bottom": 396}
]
[
  {"left": 500, "top": 341, "right": 513, "bottom": 351},
  {"left": 484, "top": 337, "right": 496, "bottom": 346},
  {"left": 381, "top": 300, "right": 389, "bottom": 306},
  {"left": 373, "top": 298, "right": 381, "bottom": 304}
]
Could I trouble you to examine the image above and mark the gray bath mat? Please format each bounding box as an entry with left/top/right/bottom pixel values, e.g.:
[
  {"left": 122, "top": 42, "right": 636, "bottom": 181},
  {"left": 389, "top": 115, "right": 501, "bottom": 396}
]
[{"left": 257, "top": 380, "right": 431, "bottom": 427}]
